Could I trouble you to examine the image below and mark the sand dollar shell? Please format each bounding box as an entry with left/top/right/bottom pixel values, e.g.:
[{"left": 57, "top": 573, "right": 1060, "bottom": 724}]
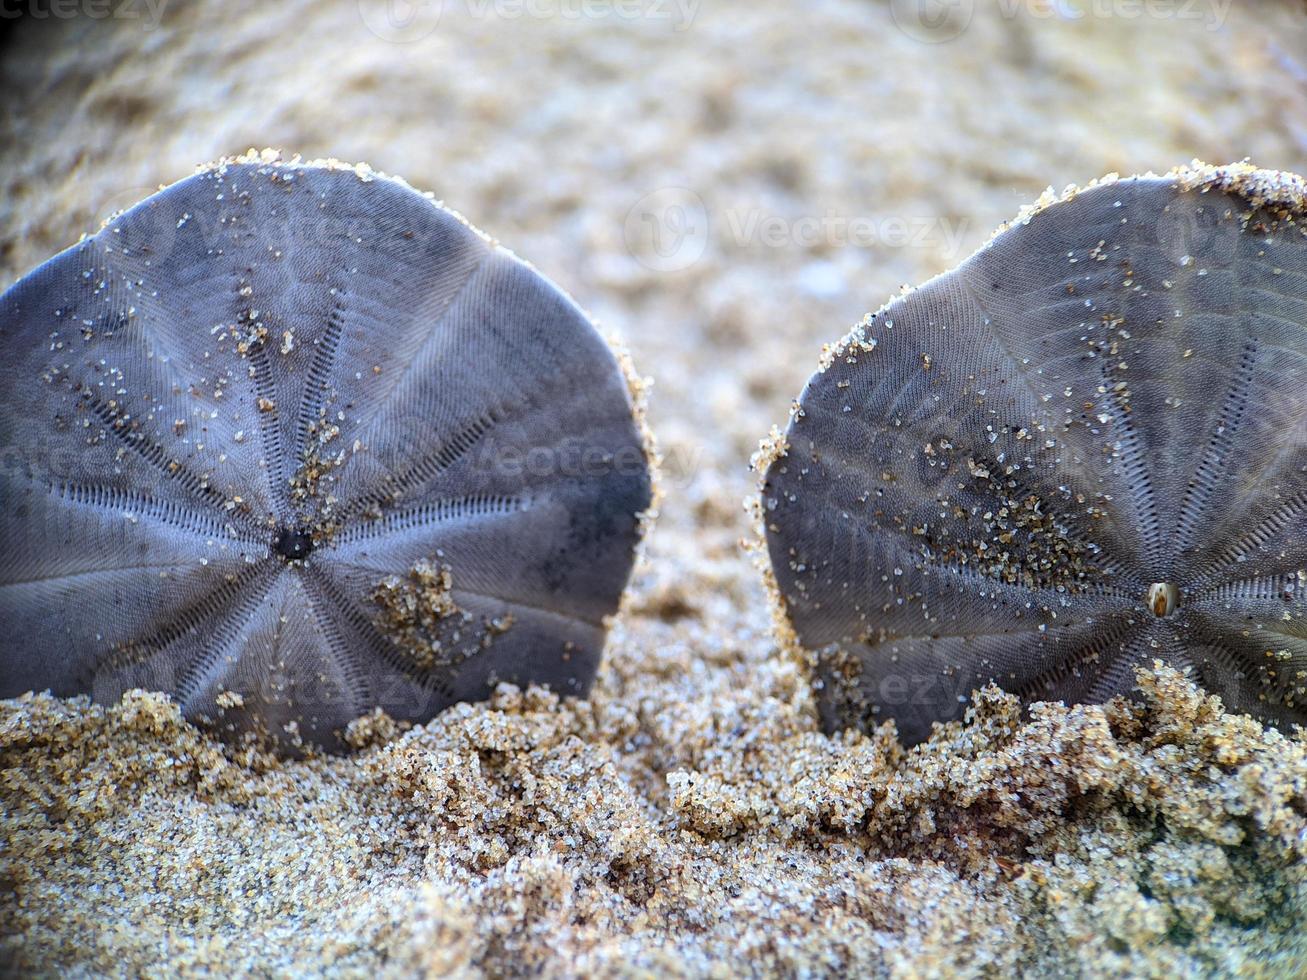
[
  {"left": 0, "top": 156, "right": 652, "bottom": 753},
  {"left": 761, "top": 165, "right": 1307, "bottom": 745}
]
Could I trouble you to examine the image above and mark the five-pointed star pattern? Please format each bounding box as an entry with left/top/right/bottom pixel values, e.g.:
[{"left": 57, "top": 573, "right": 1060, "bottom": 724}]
[
  {"left": 0, "top": 159, "right": 651, "bottom": 752},
  {"left": 763, "top": 169, "right": 1307, "bottom": 745}
]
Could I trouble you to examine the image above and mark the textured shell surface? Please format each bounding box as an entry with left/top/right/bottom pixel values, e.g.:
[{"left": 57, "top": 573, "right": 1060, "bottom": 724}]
[
  {"left": 0, "top": 158, "right": 652, "bottom": 753},
  {"left": 762, "top": 167, "right": 1307, "bottom": 745}
]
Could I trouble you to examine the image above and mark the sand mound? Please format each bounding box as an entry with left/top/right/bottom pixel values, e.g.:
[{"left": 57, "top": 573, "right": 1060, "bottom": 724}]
[{"left": 3, "top": 662, "right": 1303, "bottom": 976}]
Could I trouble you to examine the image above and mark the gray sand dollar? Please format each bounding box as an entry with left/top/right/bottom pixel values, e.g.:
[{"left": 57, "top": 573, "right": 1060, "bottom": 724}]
[
  {"left": 762, "top": 165, "right": 1307, "bottom": 745},
  {"left": 0, "top": 156, "right": 652, "bottom": 753}
]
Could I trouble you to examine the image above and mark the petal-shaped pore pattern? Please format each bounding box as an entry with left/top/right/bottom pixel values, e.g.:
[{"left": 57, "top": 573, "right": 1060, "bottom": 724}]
[
  {"left": 0, "top": 157, "right": 651, "bottom": 753},
  {"left": 762, "top": 165, "right": 1307, "bottom": 745}
]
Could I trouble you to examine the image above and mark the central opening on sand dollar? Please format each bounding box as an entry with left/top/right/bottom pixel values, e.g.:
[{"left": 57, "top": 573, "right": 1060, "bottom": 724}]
[
  {"left": 1148, "top": 582, "right": 1179, "bottom": 617},
  {"left": 274, "top": 526, "right": 314, "bottom": 561}
]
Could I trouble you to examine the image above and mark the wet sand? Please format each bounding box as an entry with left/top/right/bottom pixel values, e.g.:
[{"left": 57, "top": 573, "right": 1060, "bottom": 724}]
[{"left": 2, "top": 1, "right": 1306, "bottom": 975}]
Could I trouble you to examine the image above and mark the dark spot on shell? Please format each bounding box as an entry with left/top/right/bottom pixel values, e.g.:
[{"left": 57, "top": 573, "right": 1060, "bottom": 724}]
[{"left": 273, "top": 526, "right": 314, "bottom": 561}]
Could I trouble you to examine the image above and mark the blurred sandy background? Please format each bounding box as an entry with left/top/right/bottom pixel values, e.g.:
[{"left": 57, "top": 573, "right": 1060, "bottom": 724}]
[{"left": 2, "top": 1, "right": 1306, "bottom": 975}]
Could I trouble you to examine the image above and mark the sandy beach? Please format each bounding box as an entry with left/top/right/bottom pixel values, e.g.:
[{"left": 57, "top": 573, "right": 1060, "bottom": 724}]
[{"left": 1, "top": 1, "right": 1306, "bottom": 975}]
